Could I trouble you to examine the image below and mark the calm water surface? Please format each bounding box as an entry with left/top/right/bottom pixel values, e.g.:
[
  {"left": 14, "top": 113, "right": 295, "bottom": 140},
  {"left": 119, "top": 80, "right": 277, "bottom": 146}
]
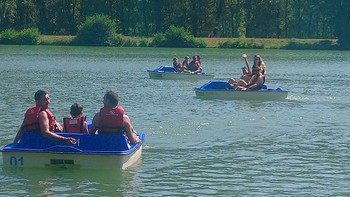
[{"left": 0, "top": 45, "right": 349, "bottom": 196}]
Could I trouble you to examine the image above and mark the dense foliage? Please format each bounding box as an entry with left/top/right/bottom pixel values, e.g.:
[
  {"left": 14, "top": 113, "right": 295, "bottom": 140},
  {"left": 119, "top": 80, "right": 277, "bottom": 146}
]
[
  {"left": 0, "top": 28, "right": 40, "bottom": 45},
  {"left": 73, "top": 14, "right": 117, "bottom": 46},
  {"left": 0, "top": 0, "right": 349, "bottom": 48},
  {"left": 282, "top": 40, "right": 336, "bottom": 50},
  {"left": 218, "top": 40, "right": 263, "bottom": 49},
  {"left": 152, "top": 26, "right": 206, "bottom": 48}
]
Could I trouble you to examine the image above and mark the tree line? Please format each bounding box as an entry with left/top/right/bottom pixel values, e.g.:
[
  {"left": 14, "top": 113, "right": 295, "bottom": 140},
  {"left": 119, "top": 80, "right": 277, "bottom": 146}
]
[{"left": 0, "top": 0, "right": 349, "bottom": 47}]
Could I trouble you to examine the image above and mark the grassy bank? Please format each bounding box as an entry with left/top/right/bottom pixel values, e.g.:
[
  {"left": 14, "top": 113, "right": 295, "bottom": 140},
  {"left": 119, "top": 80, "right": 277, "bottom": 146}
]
[
  {"left": 41, "top": 35, "right": 75, "bottom": 45},
  {"left": 40, "top": 35, "right": 337, "bottom": 49},
  {"left": 201, "top": 37, "right": 337, "bottom": 49}
]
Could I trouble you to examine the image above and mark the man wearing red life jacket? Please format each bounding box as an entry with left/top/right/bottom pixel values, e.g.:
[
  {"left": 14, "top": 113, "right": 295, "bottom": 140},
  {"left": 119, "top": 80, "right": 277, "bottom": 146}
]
[
  {"left": 13, "top": 90, "right": 76, "bottom": 144},
  {"left": 89, "top": 90, "right": 140, "bottom": 144},
  {"left": 187, "top": 55, "right": 202, "bottom": 74}
]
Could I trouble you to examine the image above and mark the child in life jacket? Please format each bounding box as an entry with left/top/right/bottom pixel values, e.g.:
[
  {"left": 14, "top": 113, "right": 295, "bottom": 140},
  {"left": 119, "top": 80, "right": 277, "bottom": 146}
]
[{"left": 63, "top": 103, "right": 89, "bottom": 134}]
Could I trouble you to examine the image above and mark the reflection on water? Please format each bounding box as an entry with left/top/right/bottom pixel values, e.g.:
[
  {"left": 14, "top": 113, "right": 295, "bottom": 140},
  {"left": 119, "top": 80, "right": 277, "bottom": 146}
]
[{"left": 1, "top": 164, "right": 142, "bottom": 196}]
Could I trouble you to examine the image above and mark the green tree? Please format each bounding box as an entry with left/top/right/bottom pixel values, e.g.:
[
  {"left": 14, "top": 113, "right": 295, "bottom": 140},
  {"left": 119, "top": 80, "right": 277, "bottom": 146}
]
[
  {"left": 74, "top": 14, "right": 117, "bottom": 46},
  {"left": 0, "top": 0, "right": 346, "bottom": 48},
  {"left": 333, "top": 0, "right": 350, "bottom": 49},
  {"left": 152, "top": 25, "right": 206, "bottom": 48},
  {"left": 0, "top": 28, "right": 40, "bottom": 45},
  {"left": 0, "top": 0, "right": 21, "bottom": 31}
]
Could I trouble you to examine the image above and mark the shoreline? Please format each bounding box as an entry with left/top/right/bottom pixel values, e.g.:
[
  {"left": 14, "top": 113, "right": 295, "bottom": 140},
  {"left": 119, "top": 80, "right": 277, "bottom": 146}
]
[{"left": 38, "top": 35, "right": 338, "bottom": 49}]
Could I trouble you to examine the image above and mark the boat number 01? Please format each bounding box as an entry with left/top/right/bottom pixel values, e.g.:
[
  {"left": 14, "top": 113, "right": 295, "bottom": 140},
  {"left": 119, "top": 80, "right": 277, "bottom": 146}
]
[
  {"left": 9, "top": 156, "right": 24, "bottom": 166},
  {"left": 8, "top": 139, "right": 81, "bottom": 166}
]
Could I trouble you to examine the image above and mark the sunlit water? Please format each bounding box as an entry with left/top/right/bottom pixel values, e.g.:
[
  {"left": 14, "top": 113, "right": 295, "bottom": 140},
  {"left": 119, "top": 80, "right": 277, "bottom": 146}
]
[{"left": 0, "top": 45, "right": 349, "bottom": 196}]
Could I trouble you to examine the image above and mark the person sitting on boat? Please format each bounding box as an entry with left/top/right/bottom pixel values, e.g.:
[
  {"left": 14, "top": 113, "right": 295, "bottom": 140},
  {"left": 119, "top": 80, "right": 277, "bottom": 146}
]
[
  {"left": 245, "top": 61, "right": 266, "bottom": 90},
  {"left": 13, "top": 90, "right": 77, "bottom": 144},
  {"left": 243, "top": 54, "right": 266, "bottom": 90},
  {"left": 235, "top": 54, "right": 266, "bottom": 90},
  {"left": 182, "top": 56, "right": 190, "bottom": 71},
  {"left": 89, "top": 90, "right": 140, "bottom": 144},
  {"left": 197, "top": 55, "right": 202, "bottom": 66},
  {"left": 62, "top": 103, "right": 88, "bottom": 134},
  {"left": 186, "top": 55, "right": 202, "bottom": 74},
  {"left": 173, "top": 57, "right": 182, "bottom": 72},
  {"left": 228, "top": 66, "right": 250, "bottom": 87}
]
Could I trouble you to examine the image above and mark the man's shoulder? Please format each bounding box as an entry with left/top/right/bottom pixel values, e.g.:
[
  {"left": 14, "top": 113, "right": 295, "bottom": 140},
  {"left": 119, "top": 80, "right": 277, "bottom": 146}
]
[{"left": 38, "top": 110, "right": 49, "bottom": 120}]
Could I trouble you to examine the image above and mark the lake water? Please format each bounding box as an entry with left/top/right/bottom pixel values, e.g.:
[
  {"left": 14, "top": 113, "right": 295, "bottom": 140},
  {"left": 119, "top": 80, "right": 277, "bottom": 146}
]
[{"left": 0, "top": 45, "right": 349, "bottom": 196}]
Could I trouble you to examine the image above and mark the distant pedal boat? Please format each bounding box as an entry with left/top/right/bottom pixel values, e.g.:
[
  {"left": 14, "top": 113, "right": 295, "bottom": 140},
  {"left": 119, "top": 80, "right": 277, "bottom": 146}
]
[
  {"left": 1, "top": 131, "right": 144, "bottom": 170},
  {"left": 147, "top": 66, "right": 214, "bottom": 80},
  {"left": 194, "top": 80, "right": 288, "bottom": 100}
]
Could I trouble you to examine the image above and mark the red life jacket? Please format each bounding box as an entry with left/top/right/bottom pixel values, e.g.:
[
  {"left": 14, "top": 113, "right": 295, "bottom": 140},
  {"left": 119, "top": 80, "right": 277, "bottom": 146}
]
[
  {"left": 22, "top": 106, "right": 57, "bottom": 132},
  {"left": 98, "top": 106, "right": 124, "bottom": 134},
  {"left": 63, "top": 116, "right": 86, "bottom": 133},
  {"left": 173, "top": 62, "right": 181, "bottom": 71},
  {"left": 182, "top": 60, "right": 189, "bottom": 68}
]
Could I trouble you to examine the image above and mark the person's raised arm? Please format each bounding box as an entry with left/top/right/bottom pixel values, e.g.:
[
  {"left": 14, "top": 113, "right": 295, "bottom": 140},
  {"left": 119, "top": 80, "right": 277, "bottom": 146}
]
[{"left": 242, "top": 53, "right": 251, "bottom": 74}]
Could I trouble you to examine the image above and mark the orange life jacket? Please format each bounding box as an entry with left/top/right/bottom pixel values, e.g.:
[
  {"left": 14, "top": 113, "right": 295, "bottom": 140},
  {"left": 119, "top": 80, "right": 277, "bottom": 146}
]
[
  {"left": 22, "top": 106, "right": 57, "bottom": 132},
  {"left": 63, "top": 116, "right": 86, "bottom": 133},
  {"left": 98, "top": 106, "right": 124, "bottom": 134}
]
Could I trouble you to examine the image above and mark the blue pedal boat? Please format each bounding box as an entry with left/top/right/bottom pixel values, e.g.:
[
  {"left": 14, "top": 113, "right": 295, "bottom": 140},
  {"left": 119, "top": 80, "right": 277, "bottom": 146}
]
[
  {"left": 195, "top": 80, "right": 288, "bottom": 100},
  {"left": 147, "top": 66, "right": 214, "bottom": 80},
  {"left": 1, "top": 130, "right": 144, "bottom": 170}
]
